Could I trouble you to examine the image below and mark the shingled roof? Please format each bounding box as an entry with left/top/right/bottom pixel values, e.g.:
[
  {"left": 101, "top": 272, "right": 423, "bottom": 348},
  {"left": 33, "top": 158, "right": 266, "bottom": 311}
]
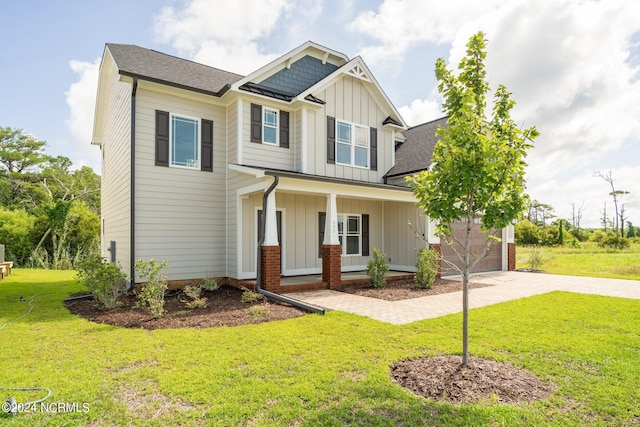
[
  {"left": 385, "top": 116, "right": 448, "bottom": 178},
  {"left": 106, "top": 44, "right": 244, "bottom": 96}
]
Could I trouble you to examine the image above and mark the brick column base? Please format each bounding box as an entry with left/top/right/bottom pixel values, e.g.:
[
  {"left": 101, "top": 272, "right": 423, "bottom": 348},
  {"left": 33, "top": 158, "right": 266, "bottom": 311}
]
[
  {"left": 507, "top": 242, "right": 516, "bottom": 271},
  {"left": 429, "top": 244, "right": 443, "bottom": 278},
  {"left": 261, "top": 245, "right": 281, "bottom": 293},
  {"left": 322, "top": 244, "right": 342, "bottom": 289}
]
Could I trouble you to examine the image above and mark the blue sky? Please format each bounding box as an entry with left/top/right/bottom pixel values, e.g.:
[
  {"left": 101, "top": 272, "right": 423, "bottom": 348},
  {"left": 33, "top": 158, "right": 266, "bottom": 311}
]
[{"left": 1, "top": 0, "right": 639, "bottom": 228}]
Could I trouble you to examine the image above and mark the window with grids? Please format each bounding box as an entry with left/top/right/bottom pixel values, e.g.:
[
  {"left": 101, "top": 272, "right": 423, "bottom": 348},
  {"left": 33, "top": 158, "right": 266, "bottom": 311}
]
[
  {"left": 338, "top": 214, "right": 360, "bottom": 255},
  {"left": 336, "top": 120, "right": 369, "bottom": 168},
  {"left": 171, "top": 115, "right": 200, "bottom": 168},
  {"left": 263, "top": 108, "right": 278, "bottom": 145}
]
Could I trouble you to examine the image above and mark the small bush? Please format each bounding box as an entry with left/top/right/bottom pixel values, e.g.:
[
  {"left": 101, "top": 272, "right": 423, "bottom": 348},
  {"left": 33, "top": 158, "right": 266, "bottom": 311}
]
[
  {"left": 598, "top": 236, "right": 630, "bottom": 250},
  {"left": 366, "top": 247, "right": 389, "bottom": 288},
  {"left": 183, "top": 284, "right": 202, "bottom": 300},
  {"left": 415, "top": 248, "right": 439, "bottom": 289},
  {"left": 184, "top": 297, "right": 208, "bottom": 309},
  {"left": 134, "top": 259, "right": 168, "bottom": 318},
  {"left": 76, "top": 255, "right": 127, "bottom": 309},
  {"left": 527, "top": 246, "right": 545, "bottom": 271},
  {"left": 241, "top": 287, "right": 264, "bottom": 303},
  {"left": 201, "top": 277, "right": 220, "bottom": 292},
  {"left": 247, "top": 304, "right": 271, "bottom": 318}
]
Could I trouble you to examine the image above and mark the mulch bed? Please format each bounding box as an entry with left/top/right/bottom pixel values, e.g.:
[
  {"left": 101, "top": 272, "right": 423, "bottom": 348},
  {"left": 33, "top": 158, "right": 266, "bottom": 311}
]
[
  {"left": 337, "top": 278, "right": 492, "bottom": 301},
  {"left": 392, "top": 355, "right": 555, "bottom": 404},
  {"left": 65, "top": 285, "right": 306, "bottom": 330}
]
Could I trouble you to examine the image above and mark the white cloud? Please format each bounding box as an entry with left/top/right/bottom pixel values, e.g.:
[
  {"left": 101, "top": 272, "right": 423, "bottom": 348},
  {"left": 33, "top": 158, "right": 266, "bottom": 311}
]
[
  {"left": 398, "top": 97, "right": 442, "bottom": 127},
  {"left": 65, "top": 58, "right": 101, "bottom": 171},
  {"left": 353, "top": 0, "right": 640, "bottom": 225},
  {"left": 153, "top": 0, "right": 292, "bottom": 74}
]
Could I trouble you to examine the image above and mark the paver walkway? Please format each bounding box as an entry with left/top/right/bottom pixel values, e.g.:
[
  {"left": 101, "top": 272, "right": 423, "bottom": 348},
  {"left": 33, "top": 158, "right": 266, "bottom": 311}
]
[{"left": 283, "top": 271, "right": 640, "bottom": 325}]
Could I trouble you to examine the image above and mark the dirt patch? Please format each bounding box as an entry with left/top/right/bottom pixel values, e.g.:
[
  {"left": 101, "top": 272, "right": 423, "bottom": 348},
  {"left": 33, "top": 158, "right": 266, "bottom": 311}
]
[
  {"left": 392, "top": 355, "right": 555, "bottom": 405},
  {"left": 65, "top": 285, "right": 306, "bottom": 330},
  {"left": 338, "top": 278, "right": 492, "bottom": 301}
]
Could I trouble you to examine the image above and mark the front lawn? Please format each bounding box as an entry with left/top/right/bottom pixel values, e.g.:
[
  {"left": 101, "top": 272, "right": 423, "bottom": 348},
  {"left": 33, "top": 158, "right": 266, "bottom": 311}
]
[
  {"left": 516, "top": 242, "right": 640, "bottom": 280},
  {"left": 1, "top": 269, "right": 639, "bottom": 426}
]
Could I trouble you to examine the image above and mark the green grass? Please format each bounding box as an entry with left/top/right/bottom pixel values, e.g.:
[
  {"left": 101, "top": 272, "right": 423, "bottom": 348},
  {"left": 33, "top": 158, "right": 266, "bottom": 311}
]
[
  {"left": 516, "top": 242, "right": 640, "bottom": 280},
  {"left": 1, "top": 269, "right": 639, "bottom": 426}
]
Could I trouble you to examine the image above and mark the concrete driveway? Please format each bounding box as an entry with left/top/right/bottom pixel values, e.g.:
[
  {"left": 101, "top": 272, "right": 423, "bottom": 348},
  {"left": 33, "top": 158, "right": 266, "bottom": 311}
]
[{"left": 284, "top": 271, "right": 640, "bottom": 325}]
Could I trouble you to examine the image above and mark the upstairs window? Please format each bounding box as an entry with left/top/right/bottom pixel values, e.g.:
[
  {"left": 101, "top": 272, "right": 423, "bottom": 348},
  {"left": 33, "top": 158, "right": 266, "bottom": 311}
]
[
  {"left": 263, "top": 108, "right": 278, "bottom": 145},
  {"left": 171, "top": 115, "right": 200, "bottom": 168},
  {"left": 336, "top": 120, "right": 369, "bottom": 168},
  {"left": 250, "top": 104, "right": 289, "bottom": 148},
  {"left": 155, "top": 110, "right": 213, "bottom": 172}
]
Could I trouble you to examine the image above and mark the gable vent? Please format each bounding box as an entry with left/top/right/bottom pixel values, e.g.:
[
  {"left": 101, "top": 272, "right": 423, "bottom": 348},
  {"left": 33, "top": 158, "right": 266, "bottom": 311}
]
[{"left": 345, "top": 64, "right": 371, "bottom": 82}]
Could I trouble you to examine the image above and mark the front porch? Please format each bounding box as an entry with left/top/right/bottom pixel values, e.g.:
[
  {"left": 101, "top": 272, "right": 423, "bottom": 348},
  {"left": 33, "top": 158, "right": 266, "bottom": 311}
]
[{"left": 240, "top": 270, "right": 414, "bottom": 293}]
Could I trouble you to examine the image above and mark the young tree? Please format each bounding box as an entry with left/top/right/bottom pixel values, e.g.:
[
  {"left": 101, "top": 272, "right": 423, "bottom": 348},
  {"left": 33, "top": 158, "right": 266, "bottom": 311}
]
[{"left": 407, "top": 32, "right": 538, "bottom": 366}]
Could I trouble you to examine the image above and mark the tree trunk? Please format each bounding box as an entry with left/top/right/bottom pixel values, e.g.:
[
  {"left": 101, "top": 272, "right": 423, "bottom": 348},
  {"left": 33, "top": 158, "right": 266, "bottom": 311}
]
[{"left": 462, "top": 214, "right": 472, "bottom": 366}]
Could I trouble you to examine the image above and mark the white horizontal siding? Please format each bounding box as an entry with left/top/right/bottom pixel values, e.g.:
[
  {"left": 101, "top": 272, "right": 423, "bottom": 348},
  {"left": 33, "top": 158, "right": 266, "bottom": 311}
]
[
  {"left": 100, "top": 55, "right": 132, "bottom": 276},
  {"left": 133, "top": 88, "right": 227, "bottom": 281}
]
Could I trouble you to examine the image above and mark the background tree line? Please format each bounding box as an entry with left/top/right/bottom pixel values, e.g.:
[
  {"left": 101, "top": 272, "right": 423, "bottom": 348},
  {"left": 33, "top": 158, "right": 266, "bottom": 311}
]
[
  {"left": 516, "top": 198, "right": 638, "bottom": 249},
  {"left": 0, "top": 126, "right": 100, "bottom": 268}
]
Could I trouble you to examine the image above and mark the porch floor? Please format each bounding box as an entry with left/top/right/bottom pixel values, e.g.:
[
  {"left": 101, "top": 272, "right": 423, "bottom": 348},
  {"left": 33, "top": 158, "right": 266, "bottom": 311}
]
[
  {"left": 239, "top": 271, "right": 414, "bottom": 293},
  {"left": 280, "top": 271, "right": 413, "bottom": 287}
]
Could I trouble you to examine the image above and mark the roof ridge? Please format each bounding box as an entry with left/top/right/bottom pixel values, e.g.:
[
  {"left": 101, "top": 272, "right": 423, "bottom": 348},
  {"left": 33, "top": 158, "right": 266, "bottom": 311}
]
[{"left": 407, "top": 115, "right": 448, "bottom": 130}]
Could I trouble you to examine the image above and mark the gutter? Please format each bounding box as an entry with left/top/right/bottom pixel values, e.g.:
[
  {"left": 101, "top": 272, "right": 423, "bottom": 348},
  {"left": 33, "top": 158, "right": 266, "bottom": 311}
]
[
  {"left": 255, "top": 176, "right": 324, "bottom": 315},
  {"left": 129, "top": 77, "right": 138, "bottom": 291}
]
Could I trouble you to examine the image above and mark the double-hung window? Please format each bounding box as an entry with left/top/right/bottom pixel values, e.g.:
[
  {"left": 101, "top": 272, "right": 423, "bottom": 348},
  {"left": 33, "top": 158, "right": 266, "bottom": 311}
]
[
  {"left": 337, "top": 214, "right": 361, "bottom": 255},
  {"left": 336, "top": 120, "right": 369, "bottom": 168},
  {"left": 171, "top": 115, "right": 200, "bottom": 168},
  {"left": 263, "top": 108, "right": 278, "bottom": 145}
]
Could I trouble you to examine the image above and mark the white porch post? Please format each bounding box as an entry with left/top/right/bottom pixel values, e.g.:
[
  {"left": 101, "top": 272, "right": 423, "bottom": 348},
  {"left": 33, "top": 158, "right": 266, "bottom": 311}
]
[
  {"left": 426, "top": 217, "right": 440, "bottom": 245},
  {"left": 324, "top": 193, "right": 339, "bottom": 245},
  {"left": 264, "top": 189, "right": 279, "bottom": 246}
]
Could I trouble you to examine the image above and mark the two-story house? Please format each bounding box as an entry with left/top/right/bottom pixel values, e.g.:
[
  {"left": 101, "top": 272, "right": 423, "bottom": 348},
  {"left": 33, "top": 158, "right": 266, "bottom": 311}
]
[{"left": 92, "top": 41, "right": 515, "bottom": 293}]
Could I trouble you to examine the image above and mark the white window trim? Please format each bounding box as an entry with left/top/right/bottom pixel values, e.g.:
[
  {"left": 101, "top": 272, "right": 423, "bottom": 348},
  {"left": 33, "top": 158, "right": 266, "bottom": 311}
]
[
  {"left": 338, "top": 213, "right": 361, "bottom": 256},
  {"left": 262, "top": 107, "right": 279, "bottom": 146},
  {"left": 335, "top": 119, "right": 369, "bottom": 169},
  {"left": 169, "top": 113, "right": 201, "bottom": 170}
]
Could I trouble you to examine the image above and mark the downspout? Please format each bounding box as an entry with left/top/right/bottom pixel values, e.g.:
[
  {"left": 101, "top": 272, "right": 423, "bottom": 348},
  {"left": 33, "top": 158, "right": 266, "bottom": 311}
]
[
  {"left": 256, "top": 176, "right": 324, "bottom": 315},
  {"left": 129, "top": 77, "right": 138, "bottom": 291}
]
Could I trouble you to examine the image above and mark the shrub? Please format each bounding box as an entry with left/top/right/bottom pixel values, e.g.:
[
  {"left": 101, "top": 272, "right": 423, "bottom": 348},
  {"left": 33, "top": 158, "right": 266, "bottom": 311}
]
[
  {"left": 76, "top": 255, "right": 127, "bottom": 309},
  {"left": 184, "top": 298, "right": 208, "bottom": 309},
  {"left": 514, "top": 220, "right": 541, "bottom": 245},
  {"left": 134, "top": 259, "right": 168, "bottom": 318},
  {"left": 183, "top": 284, "right": 202, "bottom": 300},
  {"left": 247, "top": 304, "right": 271, "bottom": 318},
  {"left": 366, "top": 247, "right": 389, "bottom": 288},
  {"left": 415, "top": 248, "right": 439, "bottom": 289},
  {"left": 201, "top": 276, "right": 220, "bottom": 292},
  {"left": 598, "top": 236, "right": 630, "bottom": 250},
  {"left": 241, "top": 287, "right": 264, "bottom": 303},
  {"left": 527, "top": 246, "right": 545, "bottom": 271}
]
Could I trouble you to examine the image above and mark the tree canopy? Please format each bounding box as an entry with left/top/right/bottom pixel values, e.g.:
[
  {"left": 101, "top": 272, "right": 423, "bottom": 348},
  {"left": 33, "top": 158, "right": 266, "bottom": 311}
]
[{"left": 407, "top": 32, "right": 538, "bottom": 365}]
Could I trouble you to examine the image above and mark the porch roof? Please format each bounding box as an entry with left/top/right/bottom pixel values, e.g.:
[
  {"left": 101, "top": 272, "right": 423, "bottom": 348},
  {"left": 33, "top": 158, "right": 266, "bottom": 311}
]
[{"left": 230, "top": 164, "right": 416, "bottom": 202}]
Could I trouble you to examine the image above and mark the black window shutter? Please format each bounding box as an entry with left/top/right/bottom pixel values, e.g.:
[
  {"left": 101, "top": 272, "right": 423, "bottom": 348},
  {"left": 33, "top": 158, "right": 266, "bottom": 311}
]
[
  {"left": 318, "top": 212, "right": 326, "bottom": 258},
  {"left": 362, "top": 214, "right": 370, "bottom": 256},
  {"left": 327, "top": 116, "right": 336, "bottom": 164},
  {"left": 369, "top": 127, "right": 377, "bottom": 171},
  {"left": 201, "top": 119, "right": 213, "bottom": 172},
  {"left": 155, "top": 110, "right": 170, "bottom": 167},
  {"left": 250, "top": 104, "right": 262, "bottom": 143},
  {"left": 279, "top": 110, "right": 289, "bottom": 148}
]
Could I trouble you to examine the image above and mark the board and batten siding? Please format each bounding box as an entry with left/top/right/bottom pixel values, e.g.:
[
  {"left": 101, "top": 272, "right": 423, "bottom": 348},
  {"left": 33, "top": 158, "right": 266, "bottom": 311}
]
[
  {"left": 133, "top": 85, "right": 227, "bottom": 281},
  {"left": 99, "top": 54, "right": 132, "bottom": 276},
  {"left": 383, "top": 202, "right": 425, "bottom": 272},
  {"left": 306, "top": 75, "right": 394, "bottom": 183}
]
